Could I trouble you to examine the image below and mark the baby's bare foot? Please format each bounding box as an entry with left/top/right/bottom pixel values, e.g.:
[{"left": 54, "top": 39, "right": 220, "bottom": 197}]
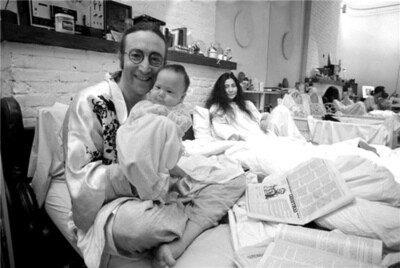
[{"left": 153, "top": 244, "right": 177, "bottom": 268}]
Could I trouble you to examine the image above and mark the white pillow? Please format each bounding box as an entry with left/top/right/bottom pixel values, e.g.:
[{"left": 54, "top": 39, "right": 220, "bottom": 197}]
[
  {"left": 30, "top": 102, "right": 69, "bottom": 207},
  {"left": 193, "top": 106, "right": 215, "bottom": 141}
]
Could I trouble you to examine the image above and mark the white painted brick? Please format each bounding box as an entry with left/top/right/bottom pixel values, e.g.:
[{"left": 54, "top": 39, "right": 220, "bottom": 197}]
[
  {"left": 23, "top": 118, "right": 36, "bottom": 129},
  {"left": 58, "top": 71, "right": 104, "bottom": 83},
  {"left": 1, "top": 48, "right": 12, "bottom": 72},
  {"left": 23, "top": 106, "right": 39, "bottom": 118},
  {"left": 55, "top": 93, "right": 75, "bottom": 105},
  {"left": 1, "top": 1, "right": 229, "bottom": 126},
  {"left": 0, "top": 83, "right": 12, "bottom": 97},
  {"left": 11, "top": 68, "right": 60, "bottom": 82},
  {"left": 12, "top": 81, "right": 33, "bottom": 94},
  {"left": 305, "top": 1, "right": 340, "bottom": 77},
  {"left": 15, "top": 93, "right": 55, "bottom": 107},
  {"left": 12, "top": 54, "right": 70, "bottom": 71},
  {"left": 1, "top": 70, "right": 14, "bottom": 97}
]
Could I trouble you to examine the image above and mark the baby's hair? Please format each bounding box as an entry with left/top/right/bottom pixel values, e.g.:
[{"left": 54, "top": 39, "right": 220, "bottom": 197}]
[{"left": 159, "top": 64, "right": 190, "bottom": 92}]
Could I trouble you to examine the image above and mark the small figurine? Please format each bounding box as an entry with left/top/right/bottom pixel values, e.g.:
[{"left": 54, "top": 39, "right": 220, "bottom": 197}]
[
  {"left": 208, "top": 44, "right": 217, "bottom": 58},
  {"left": 189, "top": 42, "right": 200, "bottom": 55},
  {"left": 223, "top": 47, "right": 232, "bottom": 61}
]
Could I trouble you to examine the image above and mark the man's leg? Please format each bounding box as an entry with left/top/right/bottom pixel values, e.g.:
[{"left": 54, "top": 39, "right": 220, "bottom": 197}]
[{"left": 109, "top": 199, "right": 188, "bottom": 257}]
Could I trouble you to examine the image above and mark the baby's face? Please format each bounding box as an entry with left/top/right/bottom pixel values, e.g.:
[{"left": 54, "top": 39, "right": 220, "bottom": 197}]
[{"left": 149, "top": 69, "right": 186, "bottom": 107}]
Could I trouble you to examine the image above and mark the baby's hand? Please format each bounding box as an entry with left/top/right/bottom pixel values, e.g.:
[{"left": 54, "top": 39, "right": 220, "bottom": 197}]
[
  {"left": 148, "top": 104, "right": 170, "bottom": 116},
  {"left": 153, "top": 244, "right": 177, "bottom": 268}
]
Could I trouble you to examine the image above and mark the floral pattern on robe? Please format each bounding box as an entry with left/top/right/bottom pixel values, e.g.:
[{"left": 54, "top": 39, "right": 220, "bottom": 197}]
[{"left": 64, "top": 73, "right": 130, "bottom": 232}]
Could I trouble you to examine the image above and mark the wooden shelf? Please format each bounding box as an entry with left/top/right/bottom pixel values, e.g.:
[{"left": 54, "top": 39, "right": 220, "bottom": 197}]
[
  {"left": 309, "top": 77, "right": 344, "bottom": 86},
  {"left": 1, "top": 22, "right": 236, "bottom": 70},
  {"left": 244, "top": 90, "right": 286, "bottom": 111},
  {"left": 1, "top": 22, "right": 117, "bottom": 53},
  {"left": 167, "top": 50, "right": 236, "bottom": 69},
  {"left": 245, "top": 90, "right": 287, "bottom": 95}
]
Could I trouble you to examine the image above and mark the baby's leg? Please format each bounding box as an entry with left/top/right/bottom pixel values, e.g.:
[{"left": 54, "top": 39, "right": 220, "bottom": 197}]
[
  {"left": 185, "top": 173, "right": 246, "bottom": 232},
  {"left": 152, "top": 174, "right": 246, "bottom": 264},
  {"left": 117, "top": 114, "right": 183, "bottom": 201}
]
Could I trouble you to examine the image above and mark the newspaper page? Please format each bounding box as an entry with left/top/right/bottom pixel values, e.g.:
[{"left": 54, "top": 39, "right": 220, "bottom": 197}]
[
  {"left": 256, "top": 240, "right": 382, "bottom": 268},
  {"left": 276, "top": 224, "right": 383, "bottom": 265},
  {"left": 234, "top": 239, "right": 272, "bottom": 268},
  {"left": 228, "top": 209, "right": 240, "bottom": 251},
  {"left": 246, "top": 158, "right": 354, "bottom": 225}
]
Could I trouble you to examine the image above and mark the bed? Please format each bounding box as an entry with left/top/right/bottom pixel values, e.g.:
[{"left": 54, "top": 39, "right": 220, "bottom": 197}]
[
  {"left": 279, "top": 91, "right": 400, "bottom": 148},
  {"left": 7, "top": 96, "right": 400, "bottom": 268},
  {"left": 294, "top": 114, "right": 400, "bottom": 148},
  {"left": 26, "top": 101, "right": 238, "bottom": 268},
  {"left": 190, "top": 105, "right": 400, "bottom": 267}
]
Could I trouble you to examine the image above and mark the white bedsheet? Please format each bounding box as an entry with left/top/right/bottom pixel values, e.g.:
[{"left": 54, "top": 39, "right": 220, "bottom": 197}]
[
  {"left": 185, "top": 137, "right": 400, "bottom": 253},
  {"left": 106, "top": 224, "right": 236, "bottom": 268},
  {"left": 308, "top": 116, "right": 390, "bottom": 146}
]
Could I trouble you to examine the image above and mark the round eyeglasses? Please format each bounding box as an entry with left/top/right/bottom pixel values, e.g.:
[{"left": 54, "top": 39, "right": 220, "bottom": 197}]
[{"left": 125, "top": 49, "right": 164, "bottom": 67}]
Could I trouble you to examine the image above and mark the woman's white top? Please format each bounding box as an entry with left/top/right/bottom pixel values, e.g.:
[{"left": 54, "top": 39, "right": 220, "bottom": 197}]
[{"left": 209, "top": 100, "right": 264, "bottom": 141}]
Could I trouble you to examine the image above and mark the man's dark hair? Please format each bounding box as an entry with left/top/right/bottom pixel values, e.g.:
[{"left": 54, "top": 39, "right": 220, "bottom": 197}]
[{"left": 118, "top": 22, "right": 167, "bottom": 70}]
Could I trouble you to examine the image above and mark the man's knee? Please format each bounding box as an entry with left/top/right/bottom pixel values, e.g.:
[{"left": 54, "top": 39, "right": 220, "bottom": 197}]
[{"left": 111, "top": 200, "right": 186, "bottom": 255}]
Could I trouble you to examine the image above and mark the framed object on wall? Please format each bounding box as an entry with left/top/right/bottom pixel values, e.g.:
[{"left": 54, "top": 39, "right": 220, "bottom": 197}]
[
  {"left": 105, "top": 0, "right": 132, "bottom": 34},
  {"left": 282, "top": 31, "right": 294, "bottom": 60},
  {"left": 234, "top": 10, "right": 254, "bottom": 48}
]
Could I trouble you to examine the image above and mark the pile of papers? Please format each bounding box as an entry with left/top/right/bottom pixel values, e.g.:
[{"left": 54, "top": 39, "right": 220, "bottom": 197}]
[{"left": 231, "top": 158, "right": 383, "bottom": 267}]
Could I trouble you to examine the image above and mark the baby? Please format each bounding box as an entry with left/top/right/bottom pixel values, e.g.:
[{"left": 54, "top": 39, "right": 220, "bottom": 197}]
[
  {"left": 116, "top": 64, "right": 192, "bottom": 203},
  {"left": 129, "top": 64, "right": 192, "bottom": 136}
]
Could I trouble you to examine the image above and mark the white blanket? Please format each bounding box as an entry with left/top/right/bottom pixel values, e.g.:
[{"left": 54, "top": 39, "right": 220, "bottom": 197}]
[{"left": 185, "top": 137, "right": 400, "bottom": 252}]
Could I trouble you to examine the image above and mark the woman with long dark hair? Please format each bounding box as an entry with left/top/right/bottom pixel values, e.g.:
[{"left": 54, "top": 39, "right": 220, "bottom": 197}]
[
  {"left": 205, "top": 72, "right": 305, "bottom": 141},
  {"left": 205, "top": 72, "right": 265, "bottom": 140},
  {"left": 323, "top": 86, "right": 367, "bottom": 115},
  {"left": 206, "top": 72, "right": 253, "bottom": 119}
]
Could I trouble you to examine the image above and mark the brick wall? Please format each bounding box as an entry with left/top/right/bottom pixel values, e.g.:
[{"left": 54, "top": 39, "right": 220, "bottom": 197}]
[
  {"left": 0, "top": 0, "right": 225, "bottom": 128},
  {"left": 305, "top": 1, "right": 341, "bottom": 76},
  {"left": 1, "top": 41, "right": 228, "bottom": 128}
]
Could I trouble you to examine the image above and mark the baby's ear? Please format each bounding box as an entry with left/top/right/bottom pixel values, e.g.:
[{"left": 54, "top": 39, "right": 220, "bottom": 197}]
[{"left": 180, "top": 92, "right": 187, "bottom": 101}]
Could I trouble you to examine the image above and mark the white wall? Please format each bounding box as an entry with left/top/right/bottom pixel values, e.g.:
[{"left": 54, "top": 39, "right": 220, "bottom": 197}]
[
  {"left": 266, "top": 1, "right": 306, "bottom": 88},
  {"left": 337, "top": 1, "right": 400, "bottom": 96},
  {"left": 215, "top": 1, "right": 270, "bottom": 85},
  {"left": 305, "top": 1, "right": 341, "bottom": 78},
  {"left": 305, "top": 0, "right": 400, "bottom": 97}
]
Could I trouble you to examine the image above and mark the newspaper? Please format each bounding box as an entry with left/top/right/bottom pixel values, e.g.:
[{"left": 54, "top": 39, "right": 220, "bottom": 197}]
[
  {"left": 246, "top": 158, "right": 354, "bottom": 225},
  {"left": 234, "top": 240, "right": 271, "bottom": 268},
  {"left": 257, "top": 225, "right": 383, "bottom": 268}
]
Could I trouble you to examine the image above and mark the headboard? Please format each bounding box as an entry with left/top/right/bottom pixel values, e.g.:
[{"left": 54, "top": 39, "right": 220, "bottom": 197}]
[{"left": 0, "top": 96, "right": 84, "bottom": 267}]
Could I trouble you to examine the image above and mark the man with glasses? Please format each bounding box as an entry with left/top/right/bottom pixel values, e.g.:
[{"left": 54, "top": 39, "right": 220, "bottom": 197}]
[{"left": 49, "top": 22, "right": 245, "bottom": 268}]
